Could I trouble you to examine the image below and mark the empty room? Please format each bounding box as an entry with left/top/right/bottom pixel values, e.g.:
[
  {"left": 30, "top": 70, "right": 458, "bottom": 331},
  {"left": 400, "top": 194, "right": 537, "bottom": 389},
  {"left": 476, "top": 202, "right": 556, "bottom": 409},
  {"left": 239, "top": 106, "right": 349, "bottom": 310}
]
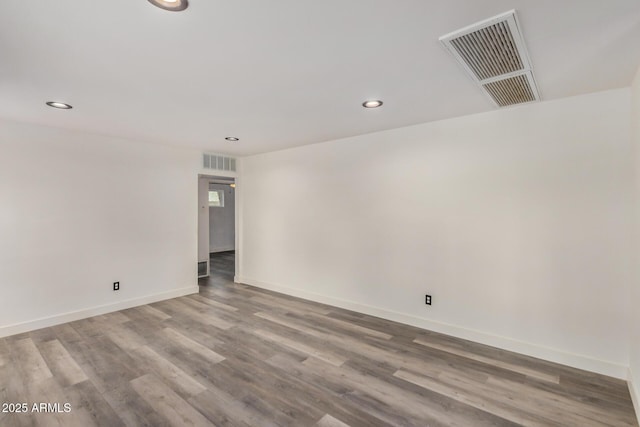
[{"left": 1, "top": 0, "right": 640, "bottom": 426}]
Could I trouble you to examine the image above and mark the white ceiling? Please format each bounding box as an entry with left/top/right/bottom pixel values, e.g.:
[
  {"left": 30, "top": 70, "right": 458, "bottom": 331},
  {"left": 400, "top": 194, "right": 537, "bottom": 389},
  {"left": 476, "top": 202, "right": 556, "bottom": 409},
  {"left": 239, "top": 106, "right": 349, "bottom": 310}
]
[{"left": 1, "top": 0, "right": 639, "bottom": 156}]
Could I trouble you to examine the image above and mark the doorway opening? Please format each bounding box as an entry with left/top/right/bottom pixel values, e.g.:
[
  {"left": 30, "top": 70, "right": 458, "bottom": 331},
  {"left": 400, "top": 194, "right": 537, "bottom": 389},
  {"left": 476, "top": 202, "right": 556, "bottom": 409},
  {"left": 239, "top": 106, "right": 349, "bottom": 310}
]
[{"left": 198, "top": 175, "right": 236, "bottom": 284}]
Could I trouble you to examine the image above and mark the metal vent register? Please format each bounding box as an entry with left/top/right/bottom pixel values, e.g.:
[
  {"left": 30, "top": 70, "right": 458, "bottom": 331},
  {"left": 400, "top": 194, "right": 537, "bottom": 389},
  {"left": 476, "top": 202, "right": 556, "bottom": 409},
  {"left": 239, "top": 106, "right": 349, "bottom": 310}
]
[
  {"left": 440, "top": 10, "right": 540, "bottom": 107},
  {"left": 203, "top": 154, "right": 236, "bottom": 172}
]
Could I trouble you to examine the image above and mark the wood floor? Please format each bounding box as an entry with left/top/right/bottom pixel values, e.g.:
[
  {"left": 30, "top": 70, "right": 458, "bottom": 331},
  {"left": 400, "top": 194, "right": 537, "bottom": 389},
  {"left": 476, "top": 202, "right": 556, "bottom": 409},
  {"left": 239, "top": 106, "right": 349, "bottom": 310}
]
[{"left": 0, "top": 252, "right": 637, "bottom": 426}]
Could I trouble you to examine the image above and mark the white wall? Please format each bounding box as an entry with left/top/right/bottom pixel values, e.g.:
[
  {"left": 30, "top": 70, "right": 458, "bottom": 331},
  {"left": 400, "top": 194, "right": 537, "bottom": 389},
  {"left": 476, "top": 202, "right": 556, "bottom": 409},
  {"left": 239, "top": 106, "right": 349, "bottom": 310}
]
[
  {"left": 630, "top": 67, "right": 640, "bottom": 415},
  {"left": 238, "top": 88, "right": 634, "bottom": 377},
  {"left": 0, "top": 119, "right": 200, "bottom": 336},
  {"left": 209, "top": 183, "right": 235, "bottom": 253}
]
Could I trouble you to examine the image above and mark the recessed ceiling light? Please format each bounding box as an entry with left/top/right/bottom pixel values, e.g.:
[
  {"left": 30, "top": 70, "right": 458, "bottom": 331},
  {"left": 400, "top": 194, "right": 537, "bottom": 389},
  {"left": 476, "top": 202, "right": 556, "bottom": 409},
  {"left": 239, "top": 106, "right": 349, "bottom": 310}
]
[
  {"left": 225, "top": 137, "right": 239, "bottom": 142},
  {"left": 46, "top": 101, "right": 73, "bottom": 109},
  {"left": 147, "top": 0, "right": 188, "bottom": 11},
  {"left": 362, "top": 100, "right": 383, "bottom": 108}
]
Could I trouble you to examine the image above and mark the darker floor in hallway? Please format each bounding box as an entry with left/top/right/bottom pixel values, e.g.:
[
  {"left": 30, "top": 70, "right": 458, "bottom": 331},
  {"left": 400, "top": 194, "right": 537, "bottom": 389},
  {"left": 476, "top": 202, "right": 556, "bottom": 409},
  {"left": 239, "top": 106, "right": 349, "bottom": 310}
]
[{"left": 198, "top": 250, "right": 235, "bottom": 287}]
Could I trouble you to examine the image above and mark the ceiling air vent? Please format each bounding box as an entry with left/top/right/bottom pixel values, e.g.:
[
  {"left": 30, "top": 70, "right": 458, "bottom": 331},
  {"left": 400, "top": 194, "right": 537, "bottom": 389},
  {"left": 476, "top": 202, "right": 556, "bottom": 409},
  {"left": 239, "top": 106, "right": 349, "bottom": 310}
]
[
  {"left": 203, "top": 153, "right": 236, "bottom": 172},
  {"left": 483, "top": 74, "right": 536, "bottom": 107},
  {"left": 439, "top": 10, "right": 540, "bottom": 107}
]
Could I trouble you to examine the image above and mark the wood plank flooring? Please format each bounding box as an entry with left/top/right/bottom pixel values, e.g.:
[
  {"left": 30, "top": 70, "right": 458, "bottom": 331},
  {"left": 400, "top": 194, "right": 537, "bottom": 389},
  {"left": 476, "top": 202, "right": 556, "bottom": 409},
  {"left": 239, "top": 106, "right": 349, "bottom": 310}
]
[{"left": 0, "top": 251, "right": 636, "bottom": 426}]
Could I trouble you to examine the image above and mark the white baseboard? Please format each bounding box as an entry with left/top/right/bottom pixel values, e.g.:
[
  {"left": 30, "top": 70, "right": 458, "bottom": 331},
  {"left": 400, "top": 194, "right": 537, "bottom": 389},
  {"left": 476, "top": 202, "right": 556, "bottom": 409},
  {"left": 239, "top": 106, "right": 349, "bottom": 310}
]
[
  {"left": 0, "top": 285, "right": 199, "bottom": 338},
  {"left": 629, "top": 368, "right": 640, "bottom": 424},
  {"left": 237, "top": 276, "right": 628, "bottom": 379}
]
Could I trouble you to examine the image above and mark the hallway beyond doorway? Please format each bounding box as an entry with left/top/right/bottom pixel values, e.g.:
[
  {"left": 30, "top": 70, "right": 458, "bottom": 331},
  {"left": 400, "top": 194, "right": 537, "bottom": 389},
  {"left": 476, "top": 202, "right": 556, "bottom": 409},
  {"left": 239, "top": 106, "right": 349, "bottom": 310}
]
[{"left": 199, "top": 250, "right": 234, "bottom": 287}]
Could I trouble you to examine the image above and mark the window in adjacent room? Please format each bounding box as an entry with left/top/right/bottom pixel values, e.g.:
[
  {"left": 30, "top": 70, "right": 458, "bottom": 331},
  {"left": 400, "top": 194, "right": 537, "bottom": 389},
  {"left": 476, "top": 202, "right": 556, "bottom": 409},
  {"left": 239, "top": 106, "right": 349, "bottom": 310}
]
[{"left": 209, "top": 189, "right": 224, "bottom": 207}]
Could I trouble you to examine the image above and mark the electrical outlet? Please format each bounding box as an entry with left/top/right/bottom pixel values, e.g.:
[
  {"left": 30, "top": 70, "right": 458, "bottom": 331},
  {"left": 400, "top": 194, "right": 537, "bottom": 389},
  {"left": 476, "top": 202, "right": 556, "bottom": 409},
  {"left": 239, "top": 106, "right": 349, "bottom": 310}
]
[
  {"left": 425, "top": 294, "right": 432, "bottom": 305},
  {"left": 113, "top": 282, "right": 120, "bottom": 291}
]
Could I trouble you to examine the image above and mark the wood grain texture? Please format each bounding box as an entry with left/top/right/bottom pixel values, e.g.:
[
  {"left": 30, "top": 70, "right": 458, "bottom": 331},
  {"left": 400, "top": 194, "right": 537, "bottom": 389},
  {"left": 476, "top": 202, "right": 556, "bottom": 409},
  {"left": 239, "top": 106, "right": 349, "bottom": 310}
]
[
  {"left": 316, "top": 414, "right": 351, "bottom": 427},
  {"left": 38, "top": 340, "right": 88, "bottom": 387},
  {"left": 0, "top": 251, "right": 636, "bottom": 426},
  {"left": 413, "top": 337, "right": 560, "bottom": 383},
  {"left": 12, "top": 338, "right": 53, "bottom": 383},
  {"left": 136, "top": 304, "right": 172, "bottom": 321},
  {"left": 161, "top": 328, "right": 226, "bottom": 364},
  {"left": 131, "top": 345, "right": 207, "bottom": 398},
  {"left": 131, "top": 374, "right": 212, "bottom": 427}
]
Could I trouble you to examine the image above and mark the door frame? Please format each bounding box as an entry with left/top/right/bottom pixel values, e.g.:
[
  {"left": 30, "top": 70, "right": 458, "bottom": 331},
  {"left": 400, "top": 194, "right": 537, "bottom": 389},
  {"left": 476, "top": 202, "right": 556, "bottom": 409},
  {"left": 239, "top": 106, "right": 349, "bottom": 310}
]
[{"left": 197, "top": 173, "right": 238, "bottom": 281}]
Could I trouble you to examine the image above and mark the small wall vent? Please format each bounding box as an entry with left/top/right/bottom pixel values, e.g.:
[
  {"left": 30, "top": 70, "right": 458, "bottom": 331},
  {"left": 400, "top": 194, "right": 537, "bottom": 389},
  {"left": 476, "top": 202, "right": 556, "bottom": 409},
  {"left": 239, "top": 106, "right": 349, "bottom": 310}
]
[
  {"left": 439, "top": 10, "right": 540, "bottom": 107},
  {"left": 198, "top": 261, "right": 208, "bottom": 278},
  {"left": 203, "top": 153, "right": 236, "bottom": 172}
]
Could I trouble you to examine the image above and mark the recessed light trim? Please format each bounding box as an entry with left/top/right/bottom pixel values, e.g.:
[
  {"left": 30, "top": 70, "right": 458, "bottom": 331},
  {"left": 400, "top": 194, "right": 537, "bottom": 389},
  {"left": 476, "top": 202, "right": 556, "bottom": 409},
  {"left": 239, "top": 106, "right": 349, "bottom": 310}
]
[
  {"left": 46, "top": 101, "right": 73, "bottom": 110},
  {"left": 362, "top": 100, "right": 383, "bottom": 108},
  {"left": 147, "top": 0, "right": 188, "bottom": 11},
  {"left": 225, "top": 137, "right": 239, "bottom": 142}
]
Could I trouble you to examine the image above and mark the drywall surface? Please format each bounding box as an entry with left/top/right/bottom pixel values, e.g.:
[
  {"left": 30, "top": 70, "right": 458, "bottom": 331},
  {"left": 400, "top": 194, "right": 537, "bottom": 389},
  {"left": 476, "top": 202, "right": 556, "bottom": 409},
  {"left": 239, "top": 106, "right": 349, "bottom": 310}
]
[
  {"left": 239, "top": 88, "right": 634, "bottom": 377},
  {"left": 630, "top": 67, "right": 640, "bottom": 418},
  {"left": 0, "top": 119, "right": 199, "bottom": 335},
  {"left": 209, "top": 183, "right": 235, "bottom": 252}
]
